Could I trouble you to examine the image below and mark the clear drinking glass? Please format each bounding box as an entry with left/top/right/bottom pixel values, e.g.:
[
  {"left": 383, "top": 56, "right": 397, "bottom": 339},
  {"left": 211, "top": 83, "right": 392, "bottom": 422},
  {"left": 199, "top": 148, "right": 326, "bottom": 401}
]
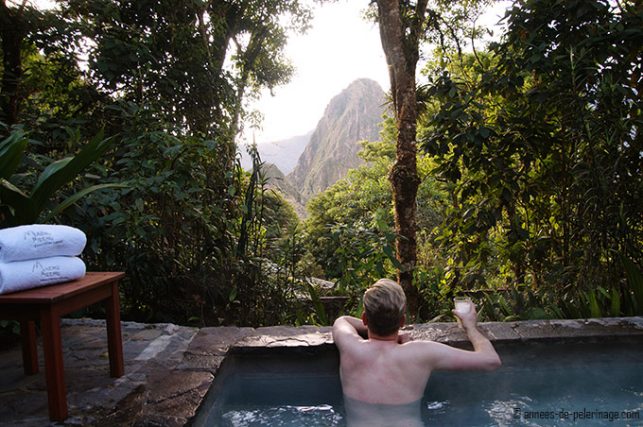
[{"left": 453, "top": 296, "right": 472, "bottom": 328}]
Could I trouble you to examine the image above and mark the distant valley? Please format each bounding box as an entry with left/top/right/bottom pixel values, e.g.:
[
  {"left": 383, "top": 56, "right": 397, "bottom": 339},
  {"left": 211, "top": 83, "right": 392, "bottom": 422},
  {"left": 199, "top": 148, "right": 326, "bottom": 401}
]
[
  {"left": 240, "top": 78, "right": 388, "bottom": 216},
  {"left": 240, "top": 131, "right": 312, "bottom": 175}
]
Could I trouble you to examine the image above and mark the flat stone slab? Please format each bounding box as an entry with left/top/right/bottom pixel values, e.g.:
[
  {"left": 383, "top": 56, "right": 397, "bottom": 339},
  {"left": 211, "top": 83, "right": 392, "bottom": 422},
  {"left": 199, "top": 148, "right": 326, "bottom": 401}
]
[
  {"left": 0, "top": 316, "right": 641, "bottom": 426},
  {"left": 407, "top": 317, "right": 643, "bottom": 345},
  {"left": 238, "top": 325, "right": 333, "bottom": 349}
]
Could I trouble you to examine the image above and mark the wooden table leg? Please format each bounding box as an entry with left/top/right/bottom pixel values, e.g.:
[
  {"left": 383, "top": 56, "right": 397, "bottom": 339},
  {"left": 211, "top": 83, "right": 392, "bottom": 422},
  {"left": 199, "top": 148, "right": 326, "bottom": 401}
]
[
  {"left": 40, "top": 308, "right": 68, "bottom": 422},
  {"left": 20, "top": 320, "right": 39, "bottom": 375},
  {"left": 105, "top": 281, "right": 124, "bottom": 378}
]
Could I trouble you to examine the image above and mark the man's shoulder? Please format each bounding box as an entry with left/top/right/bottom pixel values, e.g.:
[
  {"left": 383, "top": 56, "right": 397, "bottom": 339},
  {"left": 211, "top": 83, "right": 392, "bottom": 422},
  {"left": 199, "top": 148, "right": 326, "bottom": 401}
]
[
  {"left": 402, "top": 338, "right": 440, "bottom": 348},
  {"left": 397, "top": 339, "right": 450, "bottom": 362}
]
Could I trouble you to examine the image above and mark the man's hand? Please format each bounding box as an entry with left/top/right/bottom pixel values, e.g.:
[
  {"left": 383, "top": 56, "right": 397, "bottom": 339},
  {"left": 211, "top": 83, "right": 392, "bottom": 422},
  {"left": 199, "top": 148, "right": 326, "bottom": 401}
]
[
  {"left": 437, "top": 302, "right": 502, "bottom": 371},
  {"left": 334, "top": 316, "right": 368, "bottom": 338},
  {"left": 452, "top": 302, "right": 478, "bottom": 330}
]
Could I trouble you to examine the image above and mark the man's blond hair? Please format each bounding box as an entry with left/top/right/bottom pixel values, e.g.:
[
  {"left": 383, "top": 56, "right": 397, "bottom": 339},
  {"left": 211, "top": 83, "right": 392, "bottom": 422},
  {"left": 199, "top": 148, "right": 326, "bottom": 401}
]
[{"left": 363, "top": 279, "right": 406, "bottom": 336}]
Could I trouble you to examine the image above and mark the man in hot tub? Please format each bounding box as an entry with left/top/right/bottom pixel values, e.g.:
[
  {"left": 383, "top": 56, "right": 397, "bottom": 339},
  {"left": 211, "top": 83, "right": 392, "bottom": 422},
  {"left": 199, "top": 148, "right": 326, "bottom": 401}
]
[{"left": 333, "top": 279, "right": 502, "bottom": 426}]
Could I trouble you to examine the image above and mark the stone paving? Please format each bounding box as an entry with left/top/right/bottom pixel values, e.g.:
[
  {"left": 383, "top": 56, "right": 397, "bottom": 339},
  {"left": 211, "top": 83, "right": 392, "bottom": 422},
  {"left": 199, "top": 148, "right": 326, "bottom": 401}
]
[{"left": 0, "top": 317, "right": 642, "bottom": 426}]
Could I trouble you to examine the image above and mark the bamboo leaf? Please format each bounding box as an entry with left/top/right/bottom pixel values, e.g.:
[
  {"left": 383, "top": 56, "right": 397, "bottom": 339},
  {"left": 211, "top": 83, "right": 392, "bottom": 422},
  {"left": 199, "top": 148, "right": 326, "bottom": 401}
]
[
  {"left": 33, "top": 157, "right": 73, "bottom": 191},
  {"left": 228, "top": 286, "right": 237, "bottom": 302},
  {"left": 0, "top": 178, "right": 29, "bottom": 199}
]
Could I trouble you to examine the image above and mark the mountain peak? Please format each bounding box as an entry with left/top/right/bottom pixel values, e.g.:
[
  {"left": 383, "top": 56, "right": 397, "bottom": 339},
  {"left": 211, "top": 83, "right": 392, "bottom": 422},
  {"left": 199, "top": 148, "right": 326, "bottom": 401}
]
[{"left": 288, "top": 78, "right": 387, "bottom": 201}]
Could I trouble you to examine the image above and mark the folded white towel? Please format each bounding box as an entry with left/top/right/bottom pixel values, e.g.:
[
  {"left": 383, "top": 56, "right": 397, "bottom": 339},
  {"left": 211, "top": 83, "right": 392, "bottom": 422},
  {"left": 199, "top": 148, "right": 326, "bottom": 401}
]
[
  {"left": 0, "top": 224, "right": 87, "bottom": 262},
  {"left": 0, "top": 256, "right": 86, "bottom": 294}
]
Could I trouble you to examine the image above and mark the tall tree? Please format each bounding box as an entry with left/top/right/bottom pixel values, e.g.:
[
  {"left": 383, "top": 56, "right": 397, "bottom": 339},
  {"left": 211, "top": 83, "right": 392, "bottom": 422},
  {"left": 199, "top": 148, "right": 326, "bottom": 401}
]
[
  {"left": 60, "top": 0, "right": 308, "bottom": 138},
  {"left": 1, "top": 0, "right": 314, "bottom": 326},
  {"left": 375, "top": 0, "right": 425, "bottom": 315},
  {"left": 0, "top": 0, "right": 32, "bottom": 127},
  {"left": 375, "top": 0, "right": 488, "bottom": 315}
]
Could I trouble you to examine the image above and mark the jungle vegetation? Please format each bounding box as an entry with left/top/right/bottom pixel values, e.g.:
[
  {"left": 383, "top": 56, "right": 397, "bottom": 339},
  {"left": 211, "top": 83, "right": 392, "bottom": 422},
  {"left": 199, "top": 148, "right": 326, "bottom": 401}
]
[{"left": 1, "top": 0, "right": 641, "bottom": 328}]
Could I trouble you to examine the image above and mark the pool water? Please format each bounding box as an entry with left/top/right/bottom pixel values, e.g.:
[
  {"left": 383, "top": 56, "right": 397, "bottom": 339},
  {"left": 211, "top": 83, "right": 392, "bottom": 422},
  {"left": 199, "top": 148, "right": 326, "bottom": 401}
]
[{"left": 192, "top": 340, "right": 643, "bottom": 426}]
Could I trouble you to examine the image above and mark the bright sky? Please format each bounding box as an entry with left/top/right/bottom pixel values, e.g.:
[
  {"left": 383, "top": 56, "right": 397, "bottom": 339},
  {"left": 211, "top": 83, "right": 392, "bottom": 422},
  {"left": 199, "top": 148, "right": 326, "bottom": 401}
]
[
  {"left": 30, "top": 0, "right": 510, "bottom": 145},
  {"left": 248, "top": 0, "right": 511, "bottom": 145},
  {"left": 247, "top": 0, "right": 389, "bottom": 144}
]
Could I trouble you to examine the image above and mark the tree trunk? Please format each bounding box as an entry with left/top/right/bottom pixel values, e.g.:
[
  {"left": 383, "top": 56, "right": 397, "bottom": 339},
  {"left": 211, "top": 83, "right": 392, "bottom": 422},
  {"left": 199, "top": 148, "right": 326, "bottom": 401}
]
[
  {"left": 376, "top": 0, "right": 425, "bottom": 317},
  {"left": 0, "top": 1, "right": 26, "bottom": 127}
]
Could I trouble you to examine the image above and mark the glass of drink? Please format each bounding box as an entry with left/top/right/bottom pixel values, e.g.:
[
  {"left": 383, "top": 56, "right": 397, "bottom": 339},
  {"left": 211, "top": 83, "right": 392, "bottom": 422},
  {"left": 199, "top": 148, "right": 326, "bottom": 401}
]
[{"left": 454, "top": 296, "right": 472, "bottom": 328}]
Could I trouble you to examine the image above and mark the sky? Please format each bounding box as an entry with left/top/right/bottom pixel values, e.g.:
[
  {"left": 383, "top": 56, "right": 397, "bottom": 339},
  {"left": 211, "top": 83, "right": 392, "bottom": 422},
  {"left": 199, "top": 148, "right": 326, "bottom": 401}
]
[
  {"left": 29, "top": 0, "right": 386, "bottom": 145},
  {"left": 247, "top": 0, "right": 390, "bottom": 144},
  {"left": 247, "top": 0, "right": 512, "bottom": 145},
  {"left": 29, "top": 0, "right": 510, "bottom": 145}
]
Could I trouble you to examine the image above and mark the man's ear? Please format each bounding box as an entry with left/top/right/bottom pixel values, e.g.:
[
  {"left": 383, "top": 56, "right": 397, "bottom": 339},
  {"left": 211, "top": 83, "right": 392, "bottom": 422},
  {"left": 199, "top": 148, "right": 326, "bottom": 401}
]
[
  {"left": 400, "top": 314, "right": 406, "bottom": 328},
  {"left": 361, "top": 312, "right": 368, "bottom": 326}
]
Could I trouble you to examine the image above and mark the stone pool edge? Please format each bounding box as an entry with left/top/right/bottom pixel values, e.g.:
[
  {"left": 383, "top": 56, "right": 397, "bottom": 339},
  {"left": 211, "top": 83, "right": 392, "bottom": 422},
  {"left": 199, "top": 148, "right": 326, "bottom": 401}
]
[{"left": 87, "top": 317, "right": 643, "bottom": 426}]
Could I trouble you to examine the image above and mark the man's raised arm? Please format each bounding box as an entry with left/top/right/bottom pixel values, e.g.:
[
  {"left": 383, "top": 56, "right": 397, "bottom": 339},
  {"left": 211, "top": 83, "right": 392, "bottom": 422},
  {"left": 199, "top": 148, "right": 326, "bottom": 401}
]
[
  {"left": 423, "top": 305, "right": 502, "bottom": 372},
  {"left": 460, "top": 320, "right": 502, "bottom": 371}
]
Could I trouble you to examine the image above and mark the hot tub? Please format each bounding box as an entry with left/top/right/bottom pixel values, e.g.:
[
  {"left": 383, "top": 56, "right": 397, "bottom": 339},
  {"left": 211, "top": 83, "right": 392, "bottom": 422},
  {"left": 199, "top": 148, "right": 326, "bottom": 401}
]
[{"left": 191, "top": 333, "right": 643, "bottom": 426}]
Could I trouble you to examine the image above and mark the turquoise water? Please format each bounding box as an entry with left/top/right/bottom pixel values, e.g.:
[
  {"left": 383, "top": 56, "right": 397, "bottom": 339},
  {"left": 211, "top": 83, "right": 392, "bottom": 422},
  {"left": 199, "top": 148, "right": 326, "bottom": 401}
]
[{"left": 193, "top": 340, "right": 643, "bottom": 426}]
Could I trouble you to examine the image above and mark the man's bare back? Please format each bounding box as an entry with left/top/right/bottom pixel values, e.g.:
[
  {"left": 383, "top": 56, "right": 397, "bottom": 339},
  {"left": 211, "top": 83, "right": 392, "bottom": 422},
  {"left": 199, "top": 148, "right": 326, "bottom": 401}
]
[
  {"left": 333, "top": 281, "right": 501, "bottom": 413},
  {"left": 335, "top": 324, "right": 433, "bottom": 404},
  {"left": 333, "top": 311, "right": 501, "bottom": 407}
]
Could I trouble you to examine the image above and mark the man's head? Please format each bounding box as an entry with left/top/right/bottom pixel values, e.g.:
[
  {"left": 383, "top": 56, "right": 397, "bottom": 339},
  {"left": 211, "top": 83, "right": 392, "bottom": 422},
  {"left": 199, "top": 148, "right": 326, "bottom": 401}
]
[{"left": 362, "top": 279, "right": 406, "bottom": 337}]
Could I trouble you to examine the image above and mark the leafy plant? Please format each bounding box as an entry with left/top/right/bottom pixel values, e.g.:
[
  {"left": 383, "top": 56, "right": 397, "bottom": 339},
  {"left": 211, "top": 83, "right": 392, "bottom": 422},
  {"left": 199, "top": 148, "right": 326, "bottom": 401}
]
[
  {"left": 0, "top": 129, "right": 28, "bottom": 180},
  {"left": 420, "top": 0, "right": 642, "bottom": 313},
  {"left": 621, "top": 256, "right": 643, "bottom": 316},
  {"left": 302, "top": 280, "right": 329, "bottom": 325},
  {"left": 2, "top": 0, "right": 317, "bottom": 329},
  {"left": 0, "top": 127, "right": 118, "bottom": 227}
]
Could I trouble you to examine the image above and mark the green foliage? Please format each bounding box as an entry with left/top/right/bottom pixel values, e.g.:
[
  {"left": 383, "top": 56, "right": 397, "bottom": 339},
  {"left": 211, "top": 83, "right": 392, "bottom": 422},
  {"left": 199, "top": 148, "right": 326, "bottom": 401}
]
[
  {"left": 420, "top": 0, "right": 642, "bottom": 317},
  {"left": 302, "top": 281, "right": 329, "bottom": 326},
  {"left": 64, "top": 103, "right": 301, "bottom": 325},
  {"left": 622, "top": 257, "right": 643, "bottom": 315},
  {"left": 303, "top": 119, "right": 448, "bottom": 316},
  {"left": 0, "top": 127, "right": 27, "bottom": 180},
  {"left": 3, "top": 0, "right": 639, "bottom": 327},
  {"left": 58, "top": 0, "right": 311, "bottom": 136},
  {"left": 77, "top": 119, "right": 231, "bottom": 322},
  {"left": 1, "top": 0, "right": 313, "bottom": 327},
  {"left": 0, "top": 126, "right": 118, "bottom": 227},
  {"left": 304, "top": 137, "right": 399, "bottom": 290},
  {"left": 226, "top": 152, "right": 304, "bottom": 326},
  {"left": 16, "top": 47, "right": 102, "bottom": 135},
  {"left": 301, "top": 0, "right": 641, "bottom": 322}
]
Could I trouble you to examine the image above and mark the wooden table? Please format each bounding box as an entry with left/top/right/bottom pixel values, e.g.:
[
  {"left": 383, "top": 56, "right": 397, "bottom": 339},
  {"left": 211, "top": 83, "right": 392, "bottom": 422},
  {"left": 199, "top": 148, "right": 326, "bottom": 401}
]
[{"left": 0, "top": 272, "right": 125, "bottom": 422}]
